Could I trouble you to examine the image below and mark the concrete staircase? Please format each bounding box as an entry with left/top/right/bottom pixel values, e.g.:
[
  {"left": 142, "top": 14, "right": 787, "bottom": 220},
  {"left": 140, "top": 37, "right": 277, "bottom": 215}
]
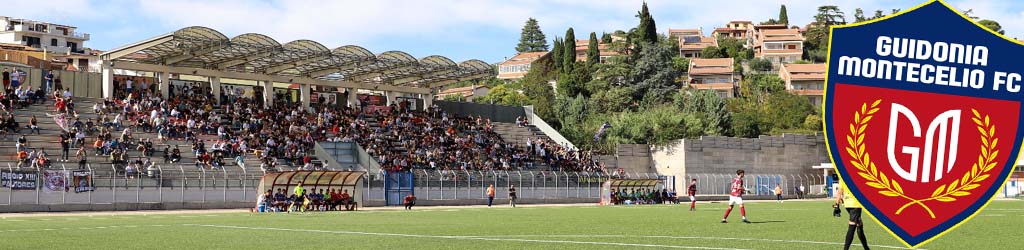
[{"left": 490, "top": 122, "right": 551, "bottom": 149}]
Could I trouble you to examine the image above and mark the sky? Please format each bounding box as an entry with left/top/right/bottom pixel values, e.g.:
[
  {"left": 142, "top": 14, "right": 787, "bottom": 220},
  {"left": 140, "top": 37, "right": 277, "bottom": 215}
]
[{"left": 8, "top": 0, "right": 1024, "bottom": 64}]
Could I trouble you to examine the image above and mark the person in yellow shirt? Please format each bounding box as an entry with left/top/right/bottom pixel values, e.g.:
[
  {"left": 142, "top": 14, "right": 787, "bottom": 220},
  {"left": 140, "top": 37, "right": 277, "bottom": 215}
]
[
  {"left": 775, "top": 185, "right": 784, "bottom": 203},
  {"left": 292, "top": 182, "right": 306, "bottom": 212},
  {"left": 836, "top": 182, "right": 870, "bottom": 250},
  {"left": 486, "top": 184, "right": 495, "bottom": 207}
]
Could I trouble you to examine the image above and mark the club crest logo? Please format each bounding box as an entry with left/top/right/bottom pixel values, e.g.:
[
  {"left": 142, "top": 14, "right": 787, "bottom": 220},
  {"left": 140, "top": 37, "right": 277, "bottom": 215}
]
[{"left": 823, "top": 0, "right": 1023, "bottom": 248}]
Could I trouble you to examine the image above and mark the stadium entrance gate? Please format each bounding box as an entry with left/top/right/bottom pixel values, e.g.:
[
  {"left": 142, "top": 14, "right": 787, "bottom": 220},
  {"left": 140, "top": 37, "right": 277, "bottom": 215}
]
[{"left": 384, "top": 171, "right": 414, "bottom": 206}]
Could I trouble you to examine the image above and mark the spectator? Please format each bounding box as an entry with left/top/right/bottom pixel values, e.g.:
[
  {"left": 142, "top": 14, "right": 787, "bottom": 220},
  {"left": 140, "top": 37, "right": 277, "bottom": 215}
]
[
  {"left": 508, "top": 184, "right": 517, "bottom": 208},
  {"left": 486, "top": 184, "right": 495, "bottom": 207}
]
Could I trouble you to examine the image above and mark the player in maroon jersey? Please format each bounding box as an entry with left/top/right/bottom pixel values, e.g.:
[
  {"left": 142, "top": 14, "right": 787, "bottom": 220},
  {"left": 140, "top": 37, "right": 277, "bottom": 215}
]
[
  {"left": 722, "top": 169, "right": 750, "bottom": 223},
  {"left": 687, "top": 179, "right": 698, "bottom": 211}
]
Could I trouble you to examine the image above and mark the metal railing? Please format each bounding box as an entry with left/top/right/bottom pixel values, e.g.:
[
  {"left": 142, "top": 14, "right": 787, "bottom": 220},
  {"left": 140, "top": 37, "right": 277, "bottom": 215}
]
[
  {"left": 523, "top": 105, "right": 577, "bottom": 151},
  {"left": 363, "top": 170, "right": 656, "bottom": 201},
  {"left": 684, "top": 173, "right": 828, "bottom": 196},
  {"left": 0, "top": 164, "right": 262, "bottom": 206}
]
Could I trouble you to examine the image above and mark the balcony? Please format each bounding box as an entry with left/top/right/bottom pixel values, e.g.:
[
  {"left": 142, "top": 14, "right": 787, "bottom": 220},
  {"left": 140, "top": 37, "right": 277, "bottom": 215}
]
[
  {"left": 69, "top": 32, "right": 89, "bottom": 40},
  {"left": 2, "top": 25, "right": 89, "bottom": 40},
  {"left": 41, "top": 45, "right": 70, "bottom": 54}
]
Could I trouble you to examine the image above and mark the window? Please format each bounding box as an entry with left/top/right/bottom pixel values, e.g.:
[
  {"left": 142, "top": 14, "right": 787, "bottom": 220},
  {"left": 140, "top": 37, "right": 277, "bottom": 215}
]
[
  {"left": 21, "top": 36, "right": 40, "bottom": 47},
  {"left": 51, "top": 38, "right": 58, "bottom": 46}
]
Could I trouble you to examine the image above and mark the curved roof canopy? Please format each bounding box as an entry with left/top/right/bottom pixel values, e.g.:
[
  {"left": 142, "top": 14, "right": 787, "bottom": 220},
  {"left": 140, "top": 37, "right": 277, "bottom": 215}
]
[{"left": 100, "top": 26, "right": 494, "bottom": 90}]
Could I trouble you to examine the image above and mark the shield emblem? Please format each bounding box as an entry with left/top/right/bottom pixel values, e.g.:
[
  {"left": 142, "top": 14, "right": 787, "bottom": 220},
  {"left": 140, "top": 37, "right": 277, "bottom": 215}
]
[{"left": 824, "top": 0, "right": 1023, "bottom": 248}]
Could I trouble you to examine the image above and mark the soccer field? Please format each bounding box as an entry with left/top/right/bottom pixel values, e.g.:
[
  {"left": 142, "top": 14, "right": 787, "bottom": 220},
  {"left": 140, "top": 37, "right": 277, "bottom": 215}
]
[{"left": 0, "top": 200, "right": 1020, "bottom": 250}]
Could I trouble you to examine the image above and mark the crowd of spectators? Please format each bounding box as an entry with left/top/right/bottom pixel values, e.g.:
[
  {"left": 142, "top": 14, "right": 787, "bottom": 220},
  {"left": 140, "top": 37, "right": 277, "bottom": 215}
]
[
  {"left": 19, "top": 79, "right": 602, "bottom": 175},
  {"left": 610, "top": 188, "right": 679, "bottom": 205}
]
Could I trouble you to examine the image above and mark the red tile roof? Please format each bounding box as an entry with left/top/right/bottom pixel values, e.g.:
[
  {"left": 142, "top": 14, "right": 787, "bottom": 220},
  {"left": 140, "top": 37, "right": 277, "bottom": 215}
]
[
  {"left": 680, "top": 36, "right": 718, "bottom": 50},
  {"left": 689, "top": 58, "right": 734, "bottom": 75},
  {"left": 759, "top": 28, "right": 803, "bottom": 42},
  {"left": 499, "top": 51, "right": 549, "bottom": 66},
  {"left": 782, "top": 63, "right": 826, "bottom": 81}
]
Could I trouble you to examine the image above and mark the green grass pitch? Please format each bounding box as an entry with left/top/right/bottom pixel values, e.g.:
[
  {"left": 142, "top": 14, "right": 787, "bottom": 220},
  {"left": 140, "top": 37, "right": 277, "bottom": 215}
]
[{"left": 0, "top": 200, "right": 1020, "bottom": 249}]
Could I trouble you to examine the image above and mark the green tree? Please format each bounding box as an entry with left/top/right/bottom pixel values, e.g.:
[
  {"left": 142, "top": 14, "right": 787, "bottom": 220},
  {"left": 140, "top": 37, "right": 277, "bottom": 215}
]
[
  {"left": 748, "top": 58, "right": 774, "bottom": 72},
  {"left": 601, "top": 32, "right": 613, "bottom": 43},
  {"left": 442, "top": 94, "right": 465, "bottom": 102},
  {"left": 635, "top": 2, "right": 658, "bottom": 45},
  {"left": 717, "top": 37, "right": 752, "bottom": 59},
  {"left": 551, "top": 37, "right": 563, "bottom": 72},
  {"left": 779, "top": 5, "right": 789, "bottom": 25},
  {"left": 475, "top": 84, "right": 530, "bottom": 106},
  {"left": 515, "top": 18, "right": 548, "bottom": 53},
  {"left": 854, "top": 8, "right": 867, "bottom": 23},
  {"left": 678, "top": 90, "right": 731, "bottom": 136},
  {"left": 672, "top": 57, "right": 690, "bottom": 74},
  {"left": 521, "top": 55, "right": 558, "bottom": 123},
  {"left": 978, "top": 20, "right": 1005, "bottom": 35},
  {"left": 592, "top": 56, "right": 632, "bottom": 86},
  {"left": 738, "top": 74, "right": 786, "bottom": 102},
  {"left": 588, "top": 86, "right": 633, "bottom": 114},
  {"left": 700, "top": 46, "right": 726, "bottom": 58},
  {"left": 873, "top": 10, "right": 885, "bottom": 19},
  {"left": 598, "top": 105, "right": 688, "bottom": 148},
  {"left": 557, "top": 61, "right": 591, "bottom": 98},
  {"left": 587, "top": 32, "right": 600, "bottom": 66},
  {"left": 804, "top": 6, "right": 846, "bottom": 63},
  {"left": 563, "top": 28, "right": 577, "bottom": 73},
  {"left": 629, "top": 42, "right": 682, "bottom": 103},
  {"left": 730, "top": 110, "right": 764, "bottom": 138},
  {"left": 803, "top": 114, "right": 822, "bottom": 131},
  {"left": 763, "top": 91, "right": 816, "bottom": 131}
]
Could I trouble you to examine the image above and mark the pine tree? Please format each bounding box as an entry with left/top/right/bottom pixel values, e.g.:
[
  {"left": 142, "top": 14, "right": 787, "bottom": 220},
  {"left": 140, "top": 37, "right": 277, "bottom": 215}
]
[
  {"left": 515, "top": 18, "right": 549, "bottom": 52},
  {"left": 779, "top": 5, "right": 789, "bottom": 25},
  {"left": 601, "top": 33, "right": 612, "bottom": 44},
  {"left": 552, "top": 37, "right": 564, "bottom": 72},
  {"left": 563, "top": 28, "right": 577, "bottom": 73},
  {"left": 636, "top": 2, "right": 658, "bottom": 44},
  {"left": 854, "top": 8, "right": 866, "bottom": 23},
  {"left": 587, "top": 32, "right": 600, "bottom": 66}
]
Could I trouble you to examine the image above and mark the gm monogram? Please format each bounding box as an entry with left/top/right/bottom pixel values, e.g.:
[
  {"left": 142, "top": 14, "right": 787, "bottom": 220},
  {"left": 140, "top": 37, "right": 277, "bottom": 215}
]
[{"left": 886, "top": 103, "right": 961, "bottom": 183}]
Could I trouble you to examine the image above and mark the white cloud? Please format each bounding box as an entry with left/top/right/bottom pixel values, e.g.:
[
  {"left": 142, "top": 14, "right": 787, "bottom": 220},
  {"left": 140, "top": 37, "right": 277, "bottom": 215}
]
[
  {"left": 2, "top": 0, "right": 98, "bottom": 22},
  {"left": 12, "top": 0, "right": 1024, "bottom": 62}
]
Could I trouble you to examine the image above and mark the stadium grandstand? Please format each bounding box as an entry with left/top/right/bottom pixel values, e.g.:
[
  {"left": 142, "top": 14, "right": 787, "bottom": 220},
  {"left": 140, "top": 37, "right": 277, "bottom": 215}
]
[{"left": 0, "top": 26, "right": 616, "bottom": 212}]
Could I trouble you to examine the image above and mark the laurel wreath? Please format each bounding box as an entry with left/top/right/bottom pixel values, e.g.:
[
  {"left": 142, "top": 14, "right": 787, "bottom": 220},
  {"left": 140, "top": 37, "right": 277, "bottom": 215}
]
[{"left": 845, "top": 100, "right": 998, "bottom": 219}]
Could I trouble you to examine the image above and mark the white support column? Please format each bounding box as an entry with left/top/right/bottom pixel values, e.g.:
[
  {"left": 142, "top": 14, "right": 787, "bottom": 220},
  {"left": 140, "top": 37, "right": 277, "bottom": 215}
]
[
  {"left": 347, "top": 88, "right": 358, "bottom": 108},
  {"left": 209, "top": 76, "right": 222, "bottom": 105},
  {"left": 422, "top": 93, "right": 433, "bottom": 110},
  {"left": 386, "top": 91, "right": 398, "bottom": 106},
  {"left": 263, "top": 81, "right": 274, "bottom": 108},
  {"left": 157, "top": 72, "right": 170, "bottom": 98},
  {"left": 101, "top": 60, "right": 114, "bottom": 99},
  {"left": 299, "top": 83, "right": 311, "bottom": 109}
]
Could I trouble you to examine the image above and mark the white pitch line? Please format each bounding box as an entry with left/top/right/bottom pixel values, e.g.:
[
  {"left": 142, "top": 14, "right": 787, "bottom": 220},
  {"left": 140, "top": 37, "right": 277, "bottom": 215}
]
[
  {"left": 0, "top": 224, "right": 170, "bottom": 233},
  {"left": 185, "top": 224, "right": 749, "bottom": 250},
  {"left": 461, "top": 235, "right": 921, "bottom": 250}
]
